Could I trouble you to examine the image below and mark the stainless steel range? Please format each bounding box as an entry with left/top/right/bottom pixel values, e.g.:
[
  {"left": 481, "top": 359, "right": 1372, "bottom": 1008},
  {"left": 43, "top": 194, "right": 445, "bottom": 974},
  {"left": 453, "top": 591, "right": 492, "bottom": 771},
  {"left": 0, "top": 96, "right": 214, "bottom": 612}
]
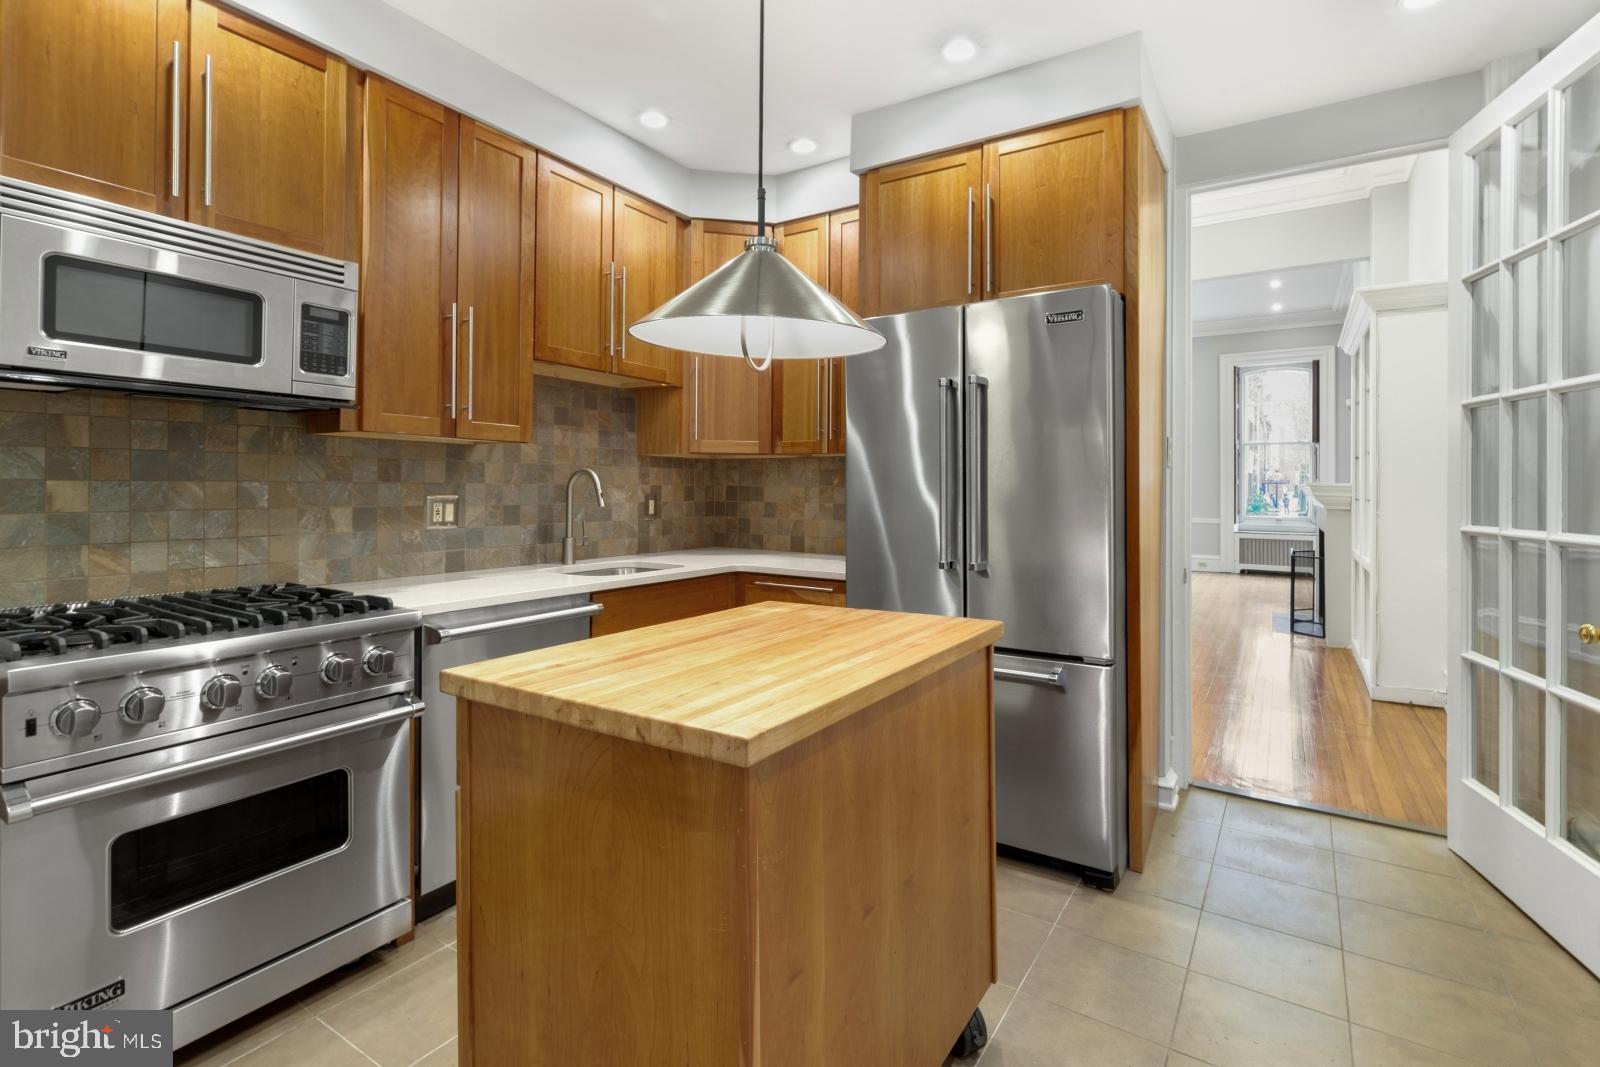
[{"left": 0, "top": 585, "right": 422, "bottom": 1047}]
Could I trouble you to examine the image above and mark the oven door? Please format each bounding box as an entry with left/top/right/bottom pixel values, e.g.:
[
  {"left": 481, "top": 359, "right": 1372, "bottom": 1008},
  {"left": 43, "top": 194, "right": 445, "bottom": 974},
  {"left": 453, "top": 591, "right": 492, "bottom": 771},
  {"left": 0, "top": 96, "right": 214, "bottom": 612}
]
[
  {"left": 0, "top": 214, "right": 295, "bottom": 394},
  {"left": 0, "top": 695, "right": 416, "bottom": 1012}
]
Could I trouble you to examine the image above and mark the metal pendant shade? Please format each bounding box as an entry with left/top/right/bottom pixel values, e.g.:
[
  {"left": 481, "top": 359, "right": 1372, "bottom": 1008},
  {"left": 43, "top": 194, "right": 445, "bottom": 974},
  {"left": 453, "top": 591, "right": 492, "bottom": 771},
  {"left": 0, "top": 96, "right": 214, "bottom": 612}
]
[{"left": 625, "top": 0, "right": 884, "bottom": 369}]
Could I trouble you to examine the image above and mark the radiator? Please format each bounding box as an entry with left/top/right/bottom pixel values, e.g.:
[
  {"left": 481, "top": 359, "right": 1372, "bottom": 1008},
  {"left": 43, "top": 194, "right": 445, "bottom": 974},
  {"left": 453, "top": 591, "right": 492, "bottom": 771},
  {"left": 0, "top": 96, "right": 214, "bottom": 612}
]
[{"left": 1237, "top": 534, "right": 1316, "bottom": 573}]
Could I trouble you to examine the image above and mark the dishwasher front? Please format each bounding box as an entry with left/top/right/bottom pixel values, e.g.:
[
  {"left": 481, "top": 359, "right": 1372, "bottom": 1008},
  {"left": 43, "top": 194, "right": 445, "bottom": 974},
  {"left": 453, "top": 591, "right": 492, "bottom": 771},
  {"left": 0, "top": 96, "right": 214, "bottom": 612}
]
[{"left": 418, "top": 595, "right": 600, "bottom": 901}]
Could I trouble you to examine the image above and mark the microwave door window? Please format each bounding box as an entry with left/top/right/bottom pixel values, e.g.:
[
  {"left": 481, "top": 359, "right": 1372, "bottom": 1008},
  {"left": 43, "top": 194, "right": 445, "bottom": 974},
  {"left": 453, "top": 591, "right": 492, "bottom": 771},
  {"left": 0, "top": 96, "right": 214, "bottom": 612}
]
[
  {"left": 43, "top": 257, "right": 148, "bottom": 349},
  {"left": 142, "top": 273, "right": 263, "bottom": 364}
]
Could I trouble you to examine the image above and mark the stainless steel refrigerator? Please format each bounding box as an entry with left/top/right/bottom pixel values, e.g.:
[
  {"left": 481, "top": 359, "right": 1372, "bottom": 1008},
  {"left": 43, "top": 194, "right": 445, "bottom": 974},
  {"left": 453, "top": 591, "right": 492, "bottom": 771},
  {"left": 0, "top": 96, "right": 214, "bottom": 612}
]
[{"left": 846, "top": 284, "right": 1126, "bottom": 887}]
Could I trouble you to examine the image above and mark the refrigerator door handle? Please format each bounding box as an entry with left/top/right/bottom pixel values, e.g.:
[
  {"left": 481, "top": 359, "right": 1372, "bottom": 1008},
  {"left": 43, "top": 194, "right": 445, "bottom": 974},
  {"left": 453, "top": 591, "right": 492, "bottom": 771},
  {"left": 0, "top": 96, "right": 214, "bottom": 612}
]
[
  {"left": 966, "top": 373, "right": 990, "bottom": 574},
  {"left": 937, "top": 377, "right": 958, "bottom": 570}
]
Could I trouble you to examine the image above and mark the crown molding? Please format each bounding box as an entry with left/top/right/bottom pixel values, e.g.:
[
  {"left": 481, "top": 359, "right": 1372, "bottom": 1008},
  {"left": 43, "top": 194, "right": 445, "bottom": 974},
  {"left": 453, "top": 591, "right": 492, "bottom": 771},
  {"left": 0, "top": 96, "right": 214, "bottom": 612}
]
[
  {"left": 1192, "top": 310, "right": 1346, "bottom": 337},
  {"left": 1338, "top": 279, "right": 1446, "bottom": 352},
  {"left": 1192, "top": 155, "right": 1418, "bottom": 226}
]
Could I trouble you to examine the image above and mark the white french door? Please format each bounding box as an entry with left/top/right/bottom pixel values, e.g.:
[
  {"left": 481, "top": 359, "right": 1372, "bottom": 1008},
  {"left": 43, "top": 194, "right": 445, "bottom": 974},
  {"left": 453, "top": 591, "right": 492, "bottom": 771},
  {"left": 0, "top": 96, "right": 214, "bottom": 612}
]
[{"left": 1448, "top": 14, "right": 1600, "bottom": 975}]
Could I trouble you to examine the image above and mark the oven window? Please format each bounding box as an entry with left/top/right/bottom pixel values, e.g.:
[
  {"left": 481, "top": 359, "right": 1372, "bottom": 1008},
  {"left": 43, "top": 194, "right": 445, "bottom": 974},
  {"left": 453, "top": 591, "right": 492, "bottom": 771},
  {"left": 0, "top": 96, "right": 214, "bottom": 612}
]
[
  {"left": 109, "top": 769, "right": 350, "bottom": 930},
  {"left": 43, "top": 254, "right": 264, "bottom": 365}
]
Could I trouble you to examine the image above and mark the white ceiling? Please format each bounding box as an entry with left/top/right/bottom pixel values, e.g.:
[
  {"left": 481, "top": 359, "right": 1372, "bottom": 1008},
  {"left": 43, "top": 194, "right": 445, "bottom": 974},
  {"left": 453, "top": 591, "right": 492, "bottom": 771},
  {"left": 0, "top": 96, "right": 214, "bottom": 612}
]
[
  {"left": 374, "top": 0, "right": 1597, "bottom": 174},
  {"left": 1193, "top": 261, "right": 1359, "bottom": 328}
]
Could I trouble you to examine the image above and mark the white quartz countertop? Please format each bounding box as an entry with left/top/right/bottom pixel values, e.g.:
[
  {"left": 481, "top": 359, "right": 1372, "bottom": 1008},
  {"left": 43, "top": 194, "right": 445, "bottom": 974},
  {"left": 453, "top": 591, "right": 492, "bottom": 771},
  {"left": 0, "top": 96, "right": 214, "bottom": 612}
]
[{"left": 342, "top": 549, "right": 846, "bottom": 617}]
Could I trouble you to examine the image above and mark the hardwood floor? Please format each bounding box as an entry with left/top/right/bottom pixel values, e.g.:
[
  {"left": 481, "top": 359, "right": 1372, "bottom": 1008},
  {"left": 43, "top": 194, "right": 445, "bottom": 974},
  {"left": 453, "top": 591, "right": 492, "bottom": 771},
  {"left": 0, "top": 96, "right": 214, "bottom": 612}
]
[{"left": 1190, "top": 572, "right": 1447, "bottom": 830}]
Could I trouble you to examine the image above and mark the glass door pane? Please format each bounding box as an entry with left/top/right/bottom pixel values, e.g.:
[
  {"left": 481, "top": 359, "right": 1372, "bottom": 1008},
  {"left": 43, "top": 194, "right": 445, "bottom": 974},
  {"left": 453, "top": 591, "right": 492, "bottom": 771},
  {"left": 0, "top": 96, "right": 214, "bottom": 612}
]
[
  {"left": 1475, "top": 140, "right": 1503, "bottom": 265},
  {"left": 1510, "top": 398, "right": 1546, "bottom": 530},
  {"left": 1566, "top": 63, "right": 1600, "bottom": 222},
  {"left": 1472, "top": 273, "right": 1502, "bottom": 395},
  {"left": 1568, "top": 702, "right": 1600, "bottom": 861},
  {"left": 1471, "top": 536, "right": 1500, "bottom": 659},
  {"left": 1513, "top": 682, "right": 1546, "bottom": 821},
  {"left": 1566, "top": 547, "right": 1600, "bottom": 700},
  {"left": 1470, "top": 405, "right": 1500, "bottom": 526},
  {"left": 1565, "top": 388, "right": 1600, "bottom": 534},
  {"left": 1513, "top": 542, "right": 1546, "bottom": 675},
  {"left": 1472, "top": 663, "right": 1501, "bottom": 793},
  {"left": 1512, "top": 252, "right": 1546, "bottom": 388},
  {"left": 1563, "top": 226, "right": 1600, "bottom": 379},
  {"left": 1516, "top": 107, "right": 1547, "bottom": 245}
]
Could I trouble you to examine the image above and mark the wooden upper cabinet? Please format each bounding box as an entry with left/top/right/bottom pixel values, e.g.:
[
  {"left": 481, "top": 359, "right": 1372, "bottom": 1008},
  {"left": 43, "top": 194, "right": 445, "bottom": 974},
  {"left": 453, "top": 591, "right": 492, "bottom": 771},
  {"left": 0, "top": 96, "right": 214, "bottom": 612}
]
[
  {"left": 773, "top": 214, "right": 829, "bottom": 455},
  {"left": 826, "top": 208, "right": 859, "bottom": 453},
  {"left": 0, "top": 0, "right": 187, "bottom": 215},
  {"left": 186, "top": 1, "right": 352, "bottom": 257},
  {"left": 983, "top": 112, "right": 1124, "bottom": 299},
  {"left": 456, "top": 119, "right": 535, "bottom": 442},
  {"left": 613, "top": 191, "right": 682, "bottom": 385},
  {"left": 358, "top": 78, "right": 458, "bottom": 438},
  {"left": 686, "top": 220, "right": 771, "bottom": 454},
  {"left": 861, "top": 147, "right": 982, "bottom": 316},
  {"left": 535, "top": 155, "right": 614, "bottom": 373}
]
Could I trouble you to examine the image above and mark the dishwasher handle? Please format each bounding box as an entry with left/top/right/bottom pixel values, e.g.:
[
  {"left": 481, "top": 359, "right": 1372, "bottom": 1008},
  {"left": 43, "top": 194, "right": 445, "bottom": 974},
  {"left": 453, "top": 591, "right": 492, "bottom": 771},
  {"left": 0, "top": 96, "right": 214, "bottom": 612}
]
[{"left": 425, "top": 602, "right": 603, "bottom": 644}]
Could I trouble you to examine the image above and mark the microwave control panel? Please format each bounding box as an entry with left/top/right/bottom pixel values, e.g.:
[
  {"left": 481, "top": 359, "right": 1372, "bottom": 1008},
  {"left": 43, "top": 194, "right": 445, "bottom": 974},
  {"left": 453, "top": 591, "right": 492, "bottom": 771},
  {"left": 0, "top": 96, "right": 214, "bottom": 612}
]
[{"left": 298, "top": 303, "right": 351, "bottom": 378}]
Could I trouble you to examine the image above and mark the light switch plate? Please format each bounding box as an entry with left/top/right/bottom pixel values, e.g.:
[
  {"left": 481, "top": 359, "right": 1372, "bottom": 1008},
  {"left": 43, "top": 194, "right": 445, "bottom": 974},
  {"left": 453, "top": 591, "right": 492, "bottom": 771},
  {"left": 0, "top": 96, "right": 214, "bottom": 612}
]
[{"left": 426, "top": 494, "right": 459, "bottom": 529}]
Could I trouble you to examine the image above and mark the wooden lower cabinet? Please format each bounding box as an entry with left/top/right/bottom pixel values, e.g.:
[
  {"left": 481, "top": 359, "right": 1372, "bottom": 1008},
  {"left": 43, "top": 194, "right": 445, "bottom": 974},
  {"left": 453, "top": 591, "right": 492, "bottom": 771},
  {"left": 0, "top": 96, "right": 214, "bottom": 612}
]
[
  {"left": 735, "top": 573, "right": 845, "bottom": 607},
  {"left": 589, "top": 574, "right": 735, "bottom": 636}
]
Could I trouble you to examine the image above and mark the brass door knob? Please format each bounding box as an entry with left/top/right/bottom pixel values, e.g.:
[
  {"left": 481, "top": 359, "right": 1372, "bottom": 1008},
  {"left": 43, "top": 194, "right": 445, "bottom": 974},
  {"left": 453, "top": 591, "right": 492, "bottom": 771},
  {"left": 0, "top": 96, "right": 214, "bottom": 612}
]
[{"left": 1582, "top": 623, "right": 1600, "bottom": 646}]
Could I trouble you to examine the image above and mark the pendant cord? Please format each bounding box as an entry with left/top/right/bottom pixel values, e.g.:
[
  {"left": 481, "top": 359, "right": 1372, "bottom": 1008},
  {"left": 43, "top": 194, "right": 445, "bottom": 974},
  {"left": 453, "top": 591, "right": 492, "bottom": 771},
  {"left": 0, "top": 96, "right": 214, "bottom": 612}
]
[{"left": 756, "top": 0, "right": 766, "bottom": 237}]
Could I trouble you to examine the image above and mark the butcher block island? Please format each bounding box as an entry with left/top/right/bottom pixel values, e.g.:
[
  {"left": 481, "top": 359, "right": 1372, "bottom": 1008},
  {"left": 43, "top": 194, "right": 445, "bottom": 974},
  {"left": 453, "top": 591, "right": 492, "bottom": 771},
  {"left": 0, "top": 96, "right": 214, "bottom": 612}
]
[{"left": 440, "top": 602, "right": 1004, "bottom": 1066}]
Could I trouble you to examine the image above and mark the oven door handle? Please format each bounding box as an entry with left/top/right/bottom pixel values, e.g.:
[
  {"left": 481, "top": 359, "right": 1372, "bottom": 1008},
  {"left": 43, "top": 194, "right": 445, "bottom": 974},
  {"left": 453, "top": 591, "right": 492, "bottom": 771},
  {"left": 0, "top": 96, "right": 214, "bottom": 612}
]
[{"left": 0, "top": 699, "right": 423, "bottom": 824}]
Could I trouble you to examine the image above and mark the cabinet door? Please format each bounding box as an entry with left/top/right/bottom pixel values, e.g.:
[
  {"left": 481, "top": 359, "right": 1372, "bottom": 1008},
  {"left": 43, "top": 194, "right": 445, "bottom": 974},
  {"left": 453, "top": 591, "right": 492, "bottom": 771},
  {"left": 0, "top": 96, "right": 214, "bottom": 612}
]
[
  {"left": 0, "top": 0, "right": 186, "bottom": 215},
  {"left": 735, "top": 573, "right": 846, "bottom": 607},
  {"left": 359, "top": 79, "right": 458, "bottom": 437},
  {"left": 861, "top": 147, "right": 981, "bottom": 315},
  {"left": 187, "top": 1, "right": 351, "bottom": 257},
  {"left": 456, "top": 120, "right": 535, "bottom": 442},
  {"left": 614, "top": 191, "right": 682, "bottom": 385},
  {"left": 688, "top": 221, "right": 771, "bottom": 454},
  {"left": 983, "top": 113, "right": 1124, "bottom": 298},
  {"left": 825, "top": 208, "right": 860, "bottom": 454},
  {"left": 589, "top": 575, "right": 735, "bottom": 636},
  {"left": 535, "top": 155, "right": 613, "bottom": 373},
  {"left": 772, "top": 214, "right": 830, "bottom": 455}
]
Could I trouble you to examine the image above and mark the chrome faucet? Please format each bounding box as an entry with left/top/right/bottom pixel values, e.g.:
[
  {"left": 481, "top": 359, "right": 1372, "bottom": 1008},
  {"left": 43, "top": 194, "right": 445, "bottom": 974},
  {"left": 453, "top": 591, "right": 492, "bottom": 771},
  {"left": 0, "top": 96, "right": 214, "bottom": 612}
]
[{"left": 562, "top": 468, "right": 607, "bottom": 565}]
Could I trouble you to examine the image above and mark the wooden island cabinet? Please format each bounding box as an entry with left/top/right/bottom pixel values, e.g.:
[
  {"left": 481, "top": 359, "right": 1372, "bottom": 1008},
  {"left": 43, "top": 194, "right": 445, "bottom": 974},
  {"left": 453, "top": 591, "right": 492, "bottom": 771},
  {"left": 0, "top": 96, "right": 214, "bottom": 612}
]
[{"left": 443, "top": 603, "right": 1002, "bottom": 1066}]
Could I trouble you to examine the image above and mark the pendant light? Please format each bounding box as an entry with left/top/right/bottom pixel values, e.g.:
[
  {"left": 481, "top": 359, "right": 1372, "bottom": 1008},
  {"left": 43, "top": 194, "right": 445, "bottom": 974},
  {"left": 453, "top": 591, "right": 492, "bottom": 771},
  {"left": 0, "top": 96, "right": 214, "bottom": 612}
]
[{"left": 627, "top": 0, "right": 885, "bottom": 370}]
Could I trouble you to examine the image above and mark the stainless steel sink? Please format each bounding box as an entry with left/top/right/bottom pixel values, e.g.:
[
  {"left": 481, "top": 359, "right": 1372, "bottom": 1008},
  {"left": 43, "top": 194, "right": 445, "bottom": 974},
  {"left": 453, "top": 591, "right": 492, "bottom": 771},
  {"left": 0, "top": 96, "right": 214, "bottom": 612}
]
[{"left": 561, "top": 563, "right": 682, "bottom": 576}]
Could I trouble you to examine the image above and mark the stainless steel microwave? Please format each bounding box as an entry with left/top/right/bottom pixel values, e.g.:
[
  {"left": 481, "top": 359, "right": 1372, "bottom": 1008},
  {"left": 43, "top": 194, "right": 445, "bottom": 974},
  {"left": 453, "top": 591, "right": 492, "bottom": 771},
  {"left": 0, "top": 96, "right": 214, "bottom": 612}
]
[{"left": 0, "top": 178, "right": 357, "bottom": 409}]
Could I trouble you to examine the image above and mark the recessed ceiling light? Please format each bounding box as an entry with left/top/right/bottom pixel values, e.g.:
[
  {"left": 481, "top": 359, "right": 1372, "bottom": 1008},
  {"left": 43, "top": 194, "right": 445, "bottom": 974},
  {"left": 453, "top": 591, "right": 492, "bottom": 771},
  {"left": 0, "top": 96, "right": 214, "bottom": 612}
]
[
  {"left": 941, "top": 37, "right": 978, "bottom": 63},
  {"left": 1270, "top": 302, "right": 1285, "bottom": 312},
  {"left": 1268, "top": 278, "right": 1283, "bottom": 289},
  {"left": 789, "top": 137, "right": 818, "bottom": 155},
  {"left": 638, "top": 110, "right": 668, "bottom": 129},
  {"left": 1400, "top": 0, "right": 1441, "bottom": 9}
]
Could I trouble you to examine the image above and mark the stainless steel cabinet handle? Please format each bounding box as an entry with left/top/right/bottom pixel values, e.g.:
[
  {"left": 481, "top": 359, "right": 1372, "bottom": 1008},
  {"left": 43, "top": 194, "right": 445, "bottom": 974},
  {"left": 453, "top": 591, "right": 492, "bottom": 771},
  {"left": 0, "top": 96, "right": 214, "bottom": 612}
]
[
  {"left": 815, "top": 361, "right": 824, "bottom": 440},
  {"left": 825, "top": 360, "right": 834, "bottom": 445},
  {"left": 465, "top": 305, "right": 476, "bottom": 421},
  {"left": 202, "top": 54, "right": 214, "bottom": 206},
  {"left": 446, "top": 302, "right": 458, "bottom": 417},
  {"left": 751, "top": 580, "right": 837, "bottom": 594},
  {"left": 0, "top": 700, "right": 424, "bottom": 823},
  {"left": 606, "top": 261, "right": 616, "bottom": 357},
  {"left": 966, "top": 187, "right": 974, "bottom": 295},
  {"left": 994, "top": 666, "right": 1065, "bottom": 688},
  {"left": 966, "top": 374, "right": 989, "bottom": 574},
  {"left": 938, "top": 376, "right": 957, "bottom": 570},
  {"left": 619, "top": 265, "right": 628, "bottom": 361},
  {"left": 985, "top": 183, "right": 993, "bottom": 294},
  {"left": 425, "top": 602, "right": 604, "bottom": 643},
  {"left": 693, "top": 358, "right": 701, "bottom": 442},
  {"left": 170, "top": 41, "right": 182, "bottom": 197}
]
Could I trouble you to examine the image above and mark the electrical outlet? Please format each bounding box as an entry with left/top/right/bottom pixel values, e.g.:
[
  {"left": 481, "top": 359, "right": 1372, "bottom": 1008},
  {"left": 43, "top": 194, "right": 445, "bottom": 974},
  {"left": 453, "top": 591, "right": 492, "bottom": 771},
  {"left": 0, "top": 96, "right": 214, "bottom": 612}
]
[
  {"left": 645, "top": 493, "right": 658, "bottom": 519},
  {"left": 426, "top": 494, "right": 459, "bottom": 529}
]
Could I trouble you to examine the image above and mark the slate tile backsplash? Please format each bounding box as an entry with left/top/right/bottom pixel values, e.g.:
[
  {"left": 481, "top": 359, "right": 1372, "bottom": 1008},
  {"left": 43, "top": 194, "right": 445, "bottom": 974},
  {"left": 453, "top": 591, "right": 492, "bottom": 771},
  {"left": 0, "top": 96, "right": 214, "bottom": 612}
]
[{"left": 0, "top": 378, "right": 844, "bottom": 605}]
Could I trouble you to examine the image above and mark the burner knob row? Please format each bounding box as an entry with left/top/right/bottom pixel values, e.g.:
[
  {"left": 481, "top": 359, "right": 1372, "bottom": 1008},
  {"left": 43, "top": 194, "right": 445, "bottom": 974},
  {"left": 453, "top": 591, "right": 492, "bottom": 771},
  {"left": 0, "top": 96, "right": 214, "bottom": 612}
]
[
  {"left": 321, "top": 653, "right": 357, "bottom": 684},
  {"left": 50, "top": 697, "right": 101, "bottom": 738},
  {"left": 201, "top": 673, "right": 243, "bottom": 713},
  {"left": 255, "top": 664, "right": 293, "bottom": 700},
  {"left": 119, "top": 686, "right": 165, "bottom": 725}
]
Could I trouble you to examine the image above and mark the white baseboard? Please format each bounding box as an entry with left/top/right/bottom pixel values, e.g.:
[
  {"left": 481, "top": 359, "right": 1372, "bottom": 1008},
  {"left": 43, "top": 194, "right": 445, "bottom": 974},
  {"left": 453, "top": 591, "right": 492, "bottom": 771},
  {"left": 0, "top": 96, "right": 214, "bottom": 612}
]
[
  {"left": 1157, "top": 769, "right": 1179, "bottom": 811},
  {"left": 1191, "top": 555, "right": 1227, "bottom": 573},
  {"left": 1369, "top": 683, "right": 1447, "bottom": 708}
]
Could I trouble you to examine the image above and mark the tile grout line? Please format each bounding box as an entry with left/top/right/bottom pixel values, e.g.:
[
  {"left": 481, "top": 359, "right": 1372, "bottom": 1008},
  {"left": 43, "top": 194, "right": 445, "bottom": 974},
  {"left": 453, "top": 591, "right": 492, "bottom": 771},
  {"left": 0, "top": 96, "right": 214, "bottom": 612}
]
[
  {"left": 305, "top": 942, "right": 454, "bottom": 1021},
  {"left": 316, "top": 1017, "right": 382, "bottom": 1066},
  {"left": 404, "top": 1035, "right": 456, "bottom": 1067}
]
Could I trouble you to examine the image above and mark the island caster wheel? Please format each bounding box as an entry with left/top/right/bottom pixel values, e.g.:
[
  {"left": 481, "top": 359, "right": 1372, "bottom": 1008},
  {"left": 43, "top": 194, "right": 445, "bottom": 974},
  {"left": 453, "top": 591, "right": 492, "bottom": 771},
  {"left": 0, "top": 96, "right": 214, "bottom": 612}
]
[{"left": 950, "top": 1007, "right": 987, "bottom": 1059}]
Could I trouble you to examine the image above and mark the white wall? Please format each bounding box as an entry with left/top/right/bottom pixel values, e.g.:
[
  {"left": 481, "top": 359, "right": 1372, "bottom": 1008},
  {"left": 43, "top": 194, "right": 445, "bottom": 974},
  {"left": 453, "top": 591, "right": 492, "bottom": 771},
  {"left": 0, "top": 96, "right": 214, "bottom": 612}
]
[
  {"left": 1192, "top": 201, "right": 1371, "bottom": 279},
  {"left": 1369, "top": 184, "right": 1411, "bottom": 284},
  {"left": 1407, "top": 150, "right": 1450, "bottom": 279}
]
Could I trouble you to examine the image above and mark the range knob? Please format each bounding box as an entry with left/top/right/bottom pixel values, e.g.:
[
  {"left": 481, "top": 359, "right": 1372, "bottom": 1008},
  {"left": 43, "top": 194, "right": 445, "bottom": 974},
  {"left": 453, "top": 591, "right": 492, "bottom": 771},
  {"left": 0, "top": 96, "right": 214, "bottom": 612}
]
[
  {"left": 119, "top": 686, "right": 165, "bottom": 725},
  {"left": 255, "top": 664, "right": 293, "bottom": 700},
  {"left": 50, "top": 697, "right": 101, "bottom": 738},
  {"left": 200, "top": 674, "right": 243, "bottom": 713},
  {"left": 362, "top": 646, "right": 396, "bottom": 677},
  {"left": 320, "top": 653, "right": 356, "bottom": 685}
]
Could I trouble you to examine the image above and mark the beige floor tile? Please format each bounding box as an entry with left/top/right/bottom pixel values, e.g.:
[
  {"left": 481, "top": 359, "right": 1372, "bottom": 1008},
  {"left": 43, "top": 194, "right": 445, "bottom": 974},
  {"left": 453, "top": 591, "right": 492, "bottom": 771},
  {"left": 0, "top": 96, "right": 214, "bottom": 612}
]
[
  {"left": 1459, "top": 869, "right": 1549, "bottom": 944},
  {"left": 1514, "top": 993, "right": 1600, "bottom": 1067},
  {"left": 1165, "top": 1053, "right": 1214, "bottom": 1067},
  {"left": 996, "top": 857, "right": 1077, "bottom": 924},
  {"left": 1220, "top": 796, "right": 1334, "bottom": 850},
  {"left": 979, "top": 990, "right": 1168, "bottom": 1067},
  {"left": 176, "top": 996, "right": 311, "bottom": 1066},
  {"left": 1492, "top": 931, "right": 1600, "bottom": 1021},
  {"left": 1018, "top": 927, "right": 1187, "bottom": 1045},
  {"left": 977, "top": 982, "right": 1019, "bottom": 1030},
  {"left": 996, "top": 907, "right": 1053, "bottom": 987},
  {"left": 1171, "top": 972, "right": 1351, "bottom": 1067},
  {"left": 1329, "top": 819, "right": 1463, "bottom": 878},
  {"left": 1349, "top": 1025, "right": 1476, "bottom": 1066},
  {"left": 1338, "top": 898, "right": 1502, "bottom": 993},
  {"left": 1152, "top": 810, "right": 1224, "bottom": 862},
  {"left": 320, "top": 947, "right": 458, "bottom": 1067},
  {"left": 1214, "top": 829, "right": 1336, "bottom": 893},
  {"left": 1178, "top": 788, "right": 1229, "bottom": 825},
  {"left": 1202, "top": 865, "right": 1342, "bottom": 948},
  {"left": 1188, "top": 913, "right": 1346, "bottom": 1017},
  {"left": 412, "top": 1037, "right": 458, "bottom": 1066},
  {"left": 1343, "top": 953, "right": 1535, "bottom": 1066},
  {"left": 1332, "top": 853, "right": 1477, "bottom": 926},
  {"left": 1120, "top": 846, "right": 1212, "bottom": 908},
  {"left": 418, "top": 906, "right": 457, "bottom": 948},
  {"left": 295, "top": 932, "right": 443, "bottom": 1015},
  {"left": 1058, "top": 885, "right": 1200, "bottom": 966},
  {"left": 227, "top": 1019, "right": 373, "bottom": 1067}
]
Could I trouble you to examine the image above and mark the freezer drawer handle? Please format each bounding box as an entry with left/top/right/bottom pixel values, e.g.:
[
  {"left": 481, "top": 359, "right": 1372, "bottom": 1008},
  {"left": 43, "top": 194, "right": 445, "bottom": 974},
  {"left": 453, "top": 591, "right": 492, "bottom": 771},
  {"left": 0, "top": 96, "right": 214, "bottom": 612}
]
[
  {"left": 938, "top": 376, "right": 958, "bottom": 570},
  {"left": 966, "top": 374, "right": 990, "bottom": 574},
  {"left": 994, "top": 665, "right": 1065, "bottom": 688},
  {"left": 0, "top": 699, "right": 424, "bottom": 824},
  {"left": 425, "top": 602, "right": 604, "bottom": 644}
]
